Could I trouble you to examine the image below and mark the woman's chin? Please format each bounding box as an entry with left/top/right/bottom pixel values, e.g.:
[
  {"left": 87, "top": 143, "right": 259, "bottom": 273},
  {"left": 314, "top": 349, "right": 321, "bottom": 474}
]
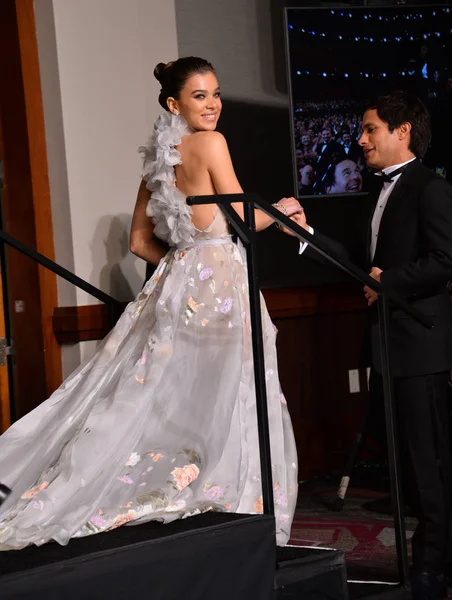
[
  {"left": 188, "top": 120, "right": 217, "bottom": 132},
  {"left": 195, "top": 127, "right": 217, "bottom": 134},
  {"left": 199, "top": 121, "right": 218, "bottom": 132}
]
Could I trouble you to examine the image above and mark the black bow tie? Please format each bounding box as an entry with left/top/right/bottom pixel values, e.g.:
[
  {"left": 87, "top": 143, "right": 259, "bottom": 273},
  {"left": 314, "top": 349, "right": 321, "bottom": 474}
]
[{"left": 376, "top": 164, "right": 409, "bottom": 184}]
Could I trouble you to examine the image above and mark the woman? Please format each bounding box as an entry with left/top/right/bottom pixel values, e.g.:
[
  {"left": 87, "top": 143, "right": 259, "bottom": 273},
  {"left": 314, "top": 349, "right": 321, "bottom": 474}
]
[{"left": 0, "top": 57, "right": 300, "bottom": 550}]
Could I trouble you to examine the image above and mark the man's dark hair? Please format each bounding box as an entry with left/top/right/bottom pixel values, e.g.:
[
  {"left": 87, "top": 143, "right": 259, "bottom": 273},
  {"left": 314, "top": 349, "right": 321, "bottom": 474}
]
[
  {"left": 365, "top": 90, "right": 431, "bottom": 158},
  {"left": 320, "top": 152, "right": 348, "bottom": 192}
]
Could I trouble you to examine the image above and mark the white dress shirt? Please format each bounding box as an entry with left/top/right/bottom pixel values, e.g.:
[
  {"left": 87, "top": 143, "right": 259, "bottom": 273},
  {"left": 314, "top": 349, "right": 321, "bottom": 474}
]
[
  {"left": 298, "top": 157, "right": 417, "bottom": 258},
  {"left": 370, "top": 157, "right": 416, "bottom": 261},
  {"left": 298, "top": 226, "right": 314, "bottom": 254}
]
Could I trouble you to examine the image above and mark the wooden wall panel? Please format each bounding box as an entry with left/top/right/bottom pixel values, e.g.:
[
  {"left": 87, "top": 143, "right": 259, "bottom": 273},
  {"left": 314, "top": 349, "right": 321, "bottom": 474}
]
[
  {"left": 0, "top": 0, "right": 48, "bottom": 418},
  {"left": 15, "top": 0, "right": 62, "bottom": 396},
  {"left": 53, "top": 304, "right": 127, "bottom": 344},
  {"left": 0, "top": 0, "right": 62, "bottom": 420},
  {"left": 274, "top": 310, "right": 370, "bottom": 479}
]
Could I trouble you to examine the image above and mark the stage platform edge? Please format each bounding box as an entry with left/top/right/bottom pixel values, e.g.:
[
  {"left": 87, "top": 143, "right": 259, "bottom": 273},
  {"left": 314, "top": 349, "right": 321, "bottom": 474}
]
[
  {"left": 275, "top": 546, "right": 411, "bottom": 600},
  {"left": 0, "top": 514, "right": 413, "bottom": 600},
  {"left": 0, "top": 512, "right": 275, "bottom": 600},
  {"left": 275, "top": 545, "right": 348, "bottom": 599}
]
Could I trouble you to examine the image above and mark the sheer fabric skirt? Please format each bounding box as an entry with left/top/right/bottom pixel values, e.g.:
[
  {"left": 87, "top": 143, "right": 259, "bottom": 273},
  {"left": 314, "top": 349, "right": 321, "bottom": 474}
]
[{"left": 0, "top": 240, "right": 298, "bottom": 549}]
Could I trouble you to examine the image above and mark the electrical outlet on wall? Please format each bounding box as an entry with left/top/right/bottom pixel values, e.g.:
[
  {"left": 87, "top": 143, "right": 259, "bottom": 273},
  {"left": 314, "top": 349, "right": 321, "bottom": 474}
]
[{"left": 349, "top": 369, "right": 360, "bottom": 393}]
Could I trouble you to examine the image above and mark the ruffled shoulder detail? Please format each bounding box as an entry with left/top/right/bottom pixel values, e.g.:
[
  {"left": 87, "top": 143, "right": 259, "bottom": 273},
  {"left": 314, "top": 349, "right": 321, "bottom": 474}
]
[{"left": 139, "top": 112, "right": 195, "bottom": 248}]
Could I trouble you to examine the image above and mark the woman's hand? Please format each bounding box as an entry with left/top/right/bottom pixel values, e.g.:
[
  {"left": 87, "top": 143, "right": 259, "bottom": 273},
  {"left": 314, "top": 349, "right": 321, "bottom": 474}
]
[{"left": 273, "top": 197, "right": 303, "bottom": 217}]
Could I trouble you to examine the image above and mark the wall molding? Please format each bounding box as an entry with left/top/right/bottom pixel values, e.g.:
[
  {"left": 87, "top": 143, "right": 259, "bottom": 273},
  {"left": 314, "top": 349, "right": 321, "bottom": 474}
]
[{"left": 52, "top": 283, "right": 367, "bottom": 344}]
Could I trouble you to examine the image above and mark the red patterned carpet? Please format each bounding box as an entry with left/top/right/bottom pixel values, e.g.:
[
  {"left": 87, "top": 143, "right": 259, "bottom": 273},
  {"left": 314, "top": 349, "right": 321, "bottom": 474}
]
[{"left": 289, "top": 486, "right": 416, "bottom": 579}]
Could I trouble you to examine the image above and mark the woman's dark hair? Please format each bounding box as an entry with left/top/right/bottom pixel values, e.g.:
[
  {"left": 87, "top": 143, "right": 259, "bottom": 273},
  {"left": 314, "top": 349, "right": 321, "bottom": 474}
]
[
  {"left": 365, "top": 90, "right": 431, "bottom": 158},
  {"left": 154, "top": 57, "right": 215, "bottom": 111}
]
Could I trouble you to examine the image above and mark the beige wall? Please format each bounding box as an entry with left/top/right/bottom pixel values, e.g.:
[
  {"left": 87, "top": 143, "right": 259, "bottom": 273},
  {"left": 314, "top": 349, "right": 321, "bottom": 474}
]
[
  {"left": 175, "top": 0, "right": 287, "bottom": 107},
  {"left": 34, "top": 0, "right": 179, "bottom": 375},
  {"left": 34, "top": 0, "right": 285, "bottom": 377}
]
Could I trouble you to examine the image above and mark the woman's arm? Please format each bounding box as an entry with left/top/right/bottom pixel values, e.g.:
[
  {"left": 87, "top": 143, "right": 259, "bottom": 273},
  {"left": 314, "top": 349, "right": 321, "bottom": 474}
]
[
  {"left": 129, "top": 180, "right": 167, "bottom": 265},
  {"left": 203, "top": 132, "right": 301, "bottom": 231}
]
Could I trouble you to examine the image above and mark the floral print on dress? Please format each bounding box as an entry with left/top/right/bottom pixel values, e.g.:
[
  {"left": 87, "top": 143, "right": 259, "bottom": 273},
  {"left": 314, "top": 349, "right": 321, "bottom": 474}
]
[
  {"left": 126, "top": 452, "right": 141, "bottom": 467},
  {"left": 265, "top": 369, "right": 274, "bottom": 381},
  {"left": 280, "top": 514, "right": 290, "bottom": 524},
  {"left": 171, "top": 464, "right": 200, "bottom": 491},
  {"left": 253, "top": 496, "right": 263, "bottom": 514},
  {"left": 187, "top": 297, "right": 199, "bottom": 313},
  {"left": 199, "top": 267, "right": 214, "bottom": 281},
  {"left": 90, "top": 515, "right": 107, "bottom": 528},
  {"left": 117, "top": 475, "right": 134, "bottom": 485},
  {"left": 21, "top": 481, "right": 49, "bottom": 499},
  {"left": 275, "top": 491, "right": 288, "bottom": 508},
  {"left": 204, "top": 486, "right": 224, "bottom": 500},
  {"left": 109, "top": 510, "right": 136, "bottom": 530},
  {"left": 219, "top": 298, "right": 233, "bottom": 314}
]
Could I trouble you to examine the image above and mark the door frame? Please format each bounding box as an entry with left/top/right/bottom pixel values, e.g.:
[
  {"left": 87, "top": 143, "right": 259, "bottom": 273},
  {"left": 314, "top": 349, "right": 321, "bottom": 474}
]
[{"left": 0, "top": 0, "right": 62, "bottom": 418}]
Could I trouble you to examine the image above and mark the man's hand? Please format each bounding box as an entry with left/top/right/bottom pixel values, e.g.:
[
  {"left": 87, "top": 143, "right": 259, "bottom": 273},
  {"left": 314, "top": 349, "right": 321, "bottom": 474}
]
[
  {"left": 370, "top": 267, "right": 383, "bottom": 282},
  {"left": 363, "top": 267, "right": 383, "bottom": 306}
]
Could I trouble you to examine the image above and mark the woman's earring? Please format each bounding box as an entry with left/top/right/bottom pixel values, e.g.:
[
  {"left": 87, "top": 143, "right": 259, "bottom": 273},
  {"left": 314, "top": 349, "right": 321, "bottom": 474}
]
[{"left": 174, "top": 110, "right": 179, "bottom": 116}]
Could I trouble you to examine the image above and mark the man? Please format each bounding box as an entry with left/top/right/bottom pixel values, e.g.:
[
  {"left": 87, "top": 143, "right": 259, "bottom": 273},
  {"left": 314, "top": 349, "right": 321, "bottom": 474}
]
[
  {"left": 315, "top": 127, "right": 342, "bottom": 176},
  {"left": 299, "top": 133, "right": 318, "bottom": 163},
  {"left": 294, "top": 90, "right": 452, "bottom": 600},
  {"left": 341, "top": 131, "right": 363, "bottom": 164},
  {"left": 298, "top": 163, "right": 315, "bottom": 195},
  {"left": 323, "top": 157, "right": 363, "bottom": 195}
]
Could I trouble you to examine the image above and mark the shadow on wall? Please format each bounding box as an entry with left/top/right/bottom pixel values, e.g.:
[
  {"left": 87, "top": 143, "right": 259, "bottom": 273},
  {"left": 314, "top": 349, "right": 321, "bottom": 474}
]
[
  {"left": 218, "top": 98, "right": 293, "bottom": 204},
  {"left": 209, "top": 0, "right": 356, "bottom": 288},
  {"left": 90, "top": 215, "right": 144, "bottom": 303}
]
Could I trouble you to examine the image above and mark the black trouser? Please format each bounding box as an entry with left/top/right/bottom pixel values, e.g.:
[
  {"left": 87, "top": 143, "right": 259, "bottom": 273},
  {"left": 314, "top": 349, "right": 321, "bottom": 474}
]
[{"left": 369, "top": 369, "right": 452, "bottom": 573}]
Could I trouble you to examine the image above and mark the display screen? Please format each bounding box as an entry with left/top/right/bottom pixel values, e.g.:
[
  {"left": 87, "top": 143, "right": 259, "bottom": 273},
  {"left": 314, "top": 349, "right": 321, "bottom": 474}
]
[{"left": 285, "top": 5, "right": 452, "bottom": 197}]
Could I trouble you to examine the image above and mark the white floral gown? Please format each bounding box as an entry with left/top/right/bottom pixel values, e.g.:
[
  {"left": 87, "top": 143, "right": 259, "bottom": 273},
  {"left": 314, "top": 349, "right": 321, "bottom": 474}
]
[{"left": 0, "top": 112, "right": 298, "bottom": 550}]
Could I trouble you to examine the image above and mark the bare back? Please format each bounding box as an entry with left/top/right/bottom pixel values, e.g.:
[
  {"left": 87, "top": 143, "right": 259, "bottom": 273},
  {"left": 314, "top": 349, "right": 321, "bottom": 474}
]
[{"left": 174, "top": 132, "right": 219, "bottom": 230}]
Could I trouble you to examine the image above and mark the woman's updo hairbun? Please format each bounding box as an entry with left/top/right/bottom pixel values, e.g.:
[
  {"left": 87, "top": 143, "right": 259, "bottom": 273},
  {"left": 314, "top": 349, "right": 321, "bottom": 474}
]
[
  {"left": 153, "top": 62, "right": 167, "bottom": 85},
  {"left": 153, "top": 57, "right": 215, "bottom": 112}
]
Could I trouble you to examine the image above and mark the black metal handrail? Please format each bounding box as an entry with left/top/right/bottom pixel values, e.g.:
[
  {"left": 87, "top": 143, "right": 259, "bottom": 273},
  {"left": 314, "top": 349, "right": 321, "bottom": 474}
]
[
  {"left": 0, "top": 229, "right": 123, "bottom": 328},
  {"left": 187, "top": 192, "right": 428, "bottom": 592}
]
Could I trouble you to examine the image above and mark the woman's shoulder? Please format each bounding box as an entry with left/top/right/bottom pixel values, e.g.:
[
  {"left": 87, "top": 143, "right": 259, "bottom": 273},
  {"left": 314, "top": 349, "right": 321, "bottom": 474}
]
[{"left": 188, "top": 130, "right": 229, "bottom": 155}]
